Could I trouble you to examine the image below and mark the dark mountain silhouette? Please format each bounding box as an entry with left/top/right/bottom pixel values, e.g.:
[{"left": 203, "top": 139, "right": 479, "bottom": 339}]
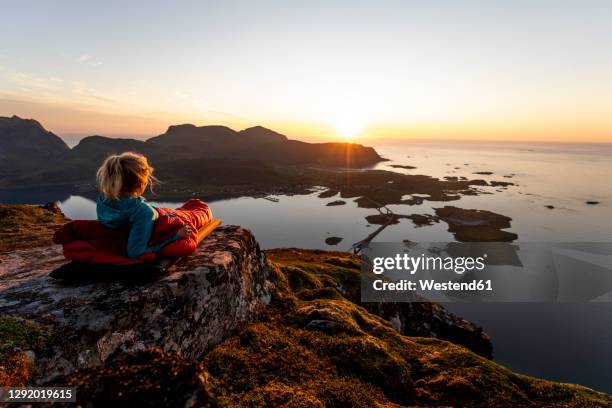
[
  {"left": 148, "top": 124, "right": 238, "bottom": 145},
  {"left": 0, "top": 117, "right": 384, "bottom": 195},
  {"left": 0, "top": 116, "right": 69, "bottom": 177},
  {"left": 146, "top": 123, "right": 379, "bottom": 167},
  {"left": 238, "top": 125, "right": 288, "bottom": 142},
  {"left": 73, "top": 135, "right": 150, "bottom": 155}
]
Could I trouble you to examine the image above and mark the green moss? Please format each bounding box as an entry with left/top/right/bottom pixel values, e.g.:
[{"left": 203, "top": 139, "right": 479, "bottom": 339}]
[
  {"left": 285, "top": 265, "right": 324, "bottom": 292},
  {"left": 199, "top": 249, "right": 611, "bottom": 407},
  {"left": 0, "top": 315, "right": 45, "bottom": 359},
  {"left": 266, "top": 249, "right": 362, "bottom": 302},
  {"left": 0, "top": 315, "right": 50, "bottom": 386},
  {"left": 297, "top": 287, "right": 344, "bottom": 301},
  {"left": 205, "top": 323, "right": 393, "bottom": 407}
]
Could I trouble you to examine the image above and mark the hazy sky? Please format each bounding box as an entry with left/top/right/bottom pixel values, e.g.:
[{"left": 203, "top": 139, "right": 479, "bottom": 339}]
[{"left": 1, "top": 0, "right": 611, "bottom": 142}]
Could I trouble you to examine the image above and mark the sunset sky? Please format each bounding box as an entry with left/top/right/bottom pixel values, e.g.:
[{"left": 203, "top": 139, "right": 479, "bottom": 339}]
[{"left": 1, "top": 0, "right": 611, "bottom": 142}]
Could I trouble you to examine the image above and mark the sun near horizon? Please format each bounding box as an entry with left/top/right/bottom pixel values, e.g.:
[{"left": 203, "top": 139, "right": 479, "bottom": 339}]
[{"left": 2, "top": 1, "right": 612, "bottom": 144}]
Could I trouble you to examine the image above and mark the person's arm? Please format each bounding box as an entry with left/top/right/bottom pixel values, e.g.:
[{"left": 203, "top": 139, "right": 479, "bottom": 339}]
[{"left": 127, "top": 205, "right": 179, "bottom": 258}]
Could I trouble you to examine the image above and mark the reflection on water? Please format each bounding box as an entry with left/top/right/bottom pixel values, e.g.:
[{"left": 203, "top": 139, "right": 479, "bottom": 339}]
[
  {"left": 1, "top": 141, "right": 612, "bottom": 392},
  {"left": 57, "top": 193, "right": 456, "bottom": 251}
]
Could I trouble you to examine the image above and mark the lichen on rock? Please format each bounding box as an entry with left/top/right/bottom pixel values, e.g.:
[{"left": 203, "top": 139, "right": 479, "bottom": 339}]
[{"left": 0, "top": 225, "right": 272, "bottom": 383}]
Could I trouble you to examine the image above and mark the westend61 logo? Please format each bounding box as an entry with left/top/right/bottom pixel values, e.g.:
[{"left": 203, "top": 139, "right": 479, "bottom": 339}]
[
  {"left": 372, "top": 253, "right": 487, "bottom": 275},
  {"left": 361, "top": 242, "right": 612, "bottom": 303}
]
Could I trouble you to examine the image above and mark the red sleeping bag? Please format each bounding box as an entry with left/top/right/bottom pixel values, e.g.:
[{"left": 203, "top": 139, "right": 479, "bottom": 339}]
[{"left": 52, "top": 198, "right": 213, "bottom": 265}]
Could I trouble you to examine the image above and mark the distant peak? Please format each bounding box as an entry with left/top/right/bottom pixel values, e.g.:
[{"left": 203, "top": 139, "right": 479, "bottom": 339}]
[
  {"left": 239, "top": 126, "right": 287, "bottom": 142},
  {"left": 166, "top": 123, "right": 197, "bottom": 132},
  {"left": 0, "top": 115, "right": 69, "bottom": 152},
  {"left": 243, "top": 125, "right": 269, "bottom": 131},
  {"left": 241, "top": 125, "right": 275, "bottom": 133},
  {"left": 1, "top": 114, "right": 26, "bottom": 122},
  {"left": 79, "top": 135, "right": 108, "bottom": 141},
  {"left": 164, "top": 124, "right": 236, "bottom": 134},
  {"left": 148, "top": 123, "right": 237, "bottom": 143},
  {"left": 0, "top": 115, "right": 48, "bottom": 134}
]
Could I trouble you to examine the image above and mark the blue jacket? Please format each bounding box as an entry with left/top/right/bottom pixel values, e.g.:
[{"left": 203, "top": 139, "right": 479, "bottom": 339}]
[{"left": 96, "top": 194, "right": 178, "bottom": 258}]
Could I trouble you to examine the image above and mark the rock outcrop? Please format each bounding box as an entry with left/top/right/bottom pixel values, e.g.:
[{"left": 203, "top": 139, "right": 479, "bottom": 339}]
[{"left": 0, "top": 225, "right": 272, "bottom": 383}]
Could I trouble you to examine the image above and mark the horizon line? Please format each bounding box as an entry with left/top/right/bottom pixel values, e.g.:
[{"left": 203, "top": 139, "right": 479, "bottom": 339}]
[{"left": 5, "top": 113, "right": 612, "bottom": 146}]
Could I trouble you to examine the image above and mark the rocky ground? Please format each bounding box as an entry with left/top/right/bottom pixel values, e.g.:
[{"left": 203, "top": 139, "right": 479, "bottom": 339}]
[
  {"left": 0, "top": 204, "right": 610, "bottom": 407},
  {"left": 0, "top": 223, "right": 272, "bottom": 384}
]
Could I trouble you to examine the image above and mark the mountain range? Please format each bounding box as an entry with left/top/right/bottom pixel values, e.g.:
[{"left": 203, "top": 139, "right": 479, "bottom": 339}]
[{"left": 0, "top": 116, "right": 383, "bottom": 195}]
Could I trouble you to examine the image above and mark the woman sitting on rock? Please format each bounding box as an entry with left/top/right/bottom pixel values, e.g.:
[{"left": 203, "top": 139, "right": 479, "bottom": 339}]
[{"left": 96, "top": 152, "right": 212, "bottom": 259}]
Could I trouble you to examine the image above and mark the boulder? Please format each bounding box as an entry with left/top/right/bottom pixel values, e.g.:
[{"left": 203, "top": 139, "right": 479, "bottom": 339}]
[{"left": 0, "top": 225, "right": 272, "bottom": 383}]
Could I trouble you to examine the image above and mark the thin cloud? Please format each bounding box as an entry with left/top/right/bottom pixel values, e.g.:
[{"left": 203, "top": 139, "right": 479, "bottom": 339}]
[
  {"left": 75, "top": 54, "right": 103, "bottom": 67},
  {"left": 76, "top": 54, "right": 92, "bottom": 63},
  {"left": 12, "top": 72, "right": 63, "bottom": 92},
  {"left": 71, "top": 82, "right": 117, "bottom": 104}
]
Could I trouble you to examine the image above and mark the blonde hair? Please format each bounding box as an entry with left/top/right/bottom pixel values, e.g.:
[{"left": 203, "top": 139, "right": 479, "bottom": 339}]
[{"left": 96, "top": 152, "right": 157, "bottom": 200}]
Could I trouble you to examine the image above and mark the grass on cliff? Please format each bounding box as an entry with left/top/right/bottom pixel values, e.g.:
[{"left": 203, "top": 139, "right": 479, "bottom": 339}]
[
  {"left": 203, "top": 248, "right": 612, "bottom": 407},
  {"left": 0, "top": 203, "right": 67, "bottom": 253},
  {"left": 0, "top": 315, "right": 49, "bottom": 386}
]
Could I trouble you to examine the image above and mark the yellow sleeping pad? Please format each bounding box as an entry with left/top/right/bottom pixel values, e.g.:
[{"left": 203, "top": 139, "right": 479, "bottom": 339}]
[{"left": 196, "top": 218, "right": 222, "bottom": 246}]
